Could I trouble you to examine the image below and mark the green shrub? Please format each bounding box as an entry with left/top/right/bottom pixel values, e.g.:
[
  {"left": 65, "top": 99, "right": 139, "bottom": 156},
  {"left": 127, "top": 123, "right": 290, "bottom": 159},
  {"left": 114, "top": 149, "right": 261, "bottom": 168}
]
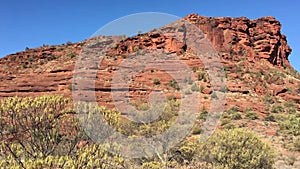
[
  {"left": 168, "top": 79, "right": 179, "bottom": 90},
  {"left": 293, "top": 137, "right": 300, "bottom": 152},
  {"left": 225, "top": 106, "right": 242, "bottom": 120},
  {"left": 68, "top": 83, "right": 73, "bottom": 91},
  {"left": 0, "top": 143, "right": 124, "bottom": 168},
  {"left": 199, "top": 85, "right": 205, "bottom": 93},
  {"left": 270, "top": 104, "right": 284, "bottom": 113},
  {"left": 279, "top": 115, "right": 300, "bottom": 136},
  {"left": 134, "top": 45, "right": 139, "bottom": 52},
  {"left": 0, "top": 95, "right": 123, "bottom": 168},
  {"left": 199, "top": 128, "right": 276, "bottom": 169},
  {"left": 264, "top": 114, "right": 276, "bottom": 122},
  {"left": 263, "top": 94, "right": 275, "bottom": 104},
  {"left": 169, "top": 140, "right": 198, "bottom": 165},
  {"left": 198, "top": 72, "right": 206, "bottom": 81},
  {"left": 222, "top": 123, "right": 237, "bottom": 129},
  {"left": 153, "top": 78, "right": 160, "bottom": 85},
  {"left": 198, "top": 107, "right": 208, "bottom": 120},
  {"left": 142, "top": 162, "right": 163, "bottom": 169},
  {"left": 245, "top": 110, "right": 259, "bottom": 120},
  {"left": 67, "top": 52, "right": 77, "bottom": 58},
  {"left": 284, "top": 101, "right": 297, "bottom": 114},
  {"left": 230, "top": 112, "right": 242, "bottom": 120},
  {"left": 192, "top": 125, "right": 203, "bottom": 135}
]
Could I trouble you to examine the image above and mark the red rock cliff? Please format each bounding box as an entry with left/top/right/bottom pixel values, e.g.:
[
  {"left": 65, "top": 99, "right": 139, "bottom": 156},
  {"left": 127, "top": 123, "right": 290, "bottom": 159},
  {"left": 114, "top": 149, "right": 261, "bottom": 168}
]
[{"left": 185, "top": 14, "right": 292, "bottom": 68}]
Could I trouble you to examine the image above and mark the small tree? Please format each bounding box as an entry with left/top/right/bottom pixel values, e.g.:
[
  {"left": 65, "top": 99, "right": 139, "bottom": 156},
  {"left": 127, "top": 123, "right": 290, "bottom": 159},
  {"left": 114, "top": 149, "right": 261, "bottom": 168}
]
[{"left": 199, "top": 128, "right": 276, "bottom": 169}]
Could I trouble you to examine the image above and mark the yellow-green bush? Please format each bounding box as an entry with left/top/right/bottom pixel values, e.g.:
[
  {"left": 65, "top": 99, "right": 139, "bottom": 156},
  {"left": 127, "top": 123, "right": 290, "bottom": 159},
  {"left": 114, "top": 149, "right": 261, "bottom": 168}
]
[
  {"left": 0, "top": 143, "right": 124, "bottom": 169},
  {"left": 199, "top": 128, "right": 276, "bottom": 169},
  {"left": 279, "top": 115, "right": 300, "bottom": 136},
  {"left": 0, "top": 95, "right": 124, "bottom": 168}
]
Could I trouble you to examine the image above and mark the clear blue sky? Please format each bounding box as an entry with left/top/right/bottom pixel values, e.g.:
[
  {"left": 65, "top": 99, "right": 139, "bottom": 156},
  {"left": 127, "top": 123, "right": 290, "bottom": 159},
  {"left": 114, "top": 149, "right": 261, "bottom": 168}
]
[{"left": 1, "top": 0, "right": 299, "bottom": 71}]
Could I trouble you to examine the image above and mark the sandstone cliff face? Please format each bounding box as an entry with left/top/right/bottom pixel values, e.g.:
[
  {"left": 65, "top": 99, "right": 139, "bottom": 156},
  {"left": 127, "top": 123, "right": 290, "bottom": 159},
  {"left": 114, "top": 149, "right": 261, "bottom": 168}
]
[
  {"left": 0, "top": 14, "right": 298, "bottom": 106},
  {"left": 185, "top": 14, "right": 292, "bottom": 68}
]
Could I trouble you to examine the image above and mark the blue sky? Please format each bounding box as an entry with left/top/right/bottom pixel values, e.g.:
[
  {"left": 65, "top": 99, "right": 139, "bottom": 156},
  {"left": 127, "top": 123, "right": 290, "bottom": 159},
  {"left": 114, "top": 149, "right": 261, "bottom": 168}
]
[{"left": 1, "top": 0, "right": 299, "bottom": 71}]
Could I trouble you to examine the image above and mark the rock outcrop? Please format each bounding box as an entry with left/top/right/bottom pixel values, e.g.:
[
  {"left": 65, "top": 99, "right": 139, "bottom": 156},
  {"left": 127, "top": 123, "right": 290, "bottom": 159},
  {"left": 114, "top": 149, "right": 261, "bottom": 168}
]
[
  {"left": 185, "top": 14, "right": 292, "bottom": 68},
  {"left": 0, "top": 14, "right": 298, "bottom": 109}
]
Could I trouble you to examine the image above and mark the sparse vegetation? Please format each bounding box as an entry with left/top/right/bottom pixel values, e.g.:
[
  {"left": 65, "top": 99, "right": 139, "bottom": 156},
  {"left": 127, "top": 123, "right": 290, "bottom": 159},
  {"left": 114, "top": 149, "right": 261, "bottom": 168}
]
[
  {"left": 199, "top": 128, "right": 275, "bottom": 169},
  {"left": 270, "top": 104, "right": 284, "bottom": 113},
  {"left": 264, "top": 114, "right": 276, "bottom": 122},
  {"left": 153, "top": 78, "right": 160, "bottom": 85},
  {"left": 134, "top": 45, "right": 139, "bottom": 52},
  {"left": 294, "top": 137, "right": 300, "bottom": 152},
  {"left": 197, "top": 72, "right": 206, "bottom": 81},
  {"left": 168, "top": 79, "right": 179, "bottom": 90},
  {"left": 199, "top": 85, "right": 205, "bottom": 93},
  {"left": 279, "top": 115, "right": 300, "bottom": 136},
  {"left": 67, "top": 51, "right": 77, "bottom": 58},
  {"left": 198, "top": 107, "right": 208, "bottom": 120},
  {"left": 263, "top": 93, "right": 275, "bottom": 104},
  {"left": 224, "top": 106, "right": 242, "bottom": 120},
  {"left": 68, "top": 83, "right": 73, "bottom": 91},
  {"left": 245, "top": 108, "right": 259, "bottom": 120}
]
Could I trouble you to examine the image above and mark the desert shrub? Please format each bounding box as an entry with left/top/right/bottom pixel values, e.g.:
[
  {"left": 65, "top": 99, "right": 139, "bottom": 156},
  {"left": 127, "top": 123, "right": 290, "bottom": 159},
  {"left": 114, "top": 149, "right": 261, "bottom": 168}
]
[
  {"left": 0, "top": 95, "right": 124, "bottom": 168},
  {"left": 142, "top": 162, "right": 163, "bottom": 169},
  {"left": 245, "top": 108, "right": 259, "bottom": 120},
  {"left": 222, "top": 123, "right": 237, "bottom": 129},
  {"left": 191, "top": 125, "right": 203, "bottom": 135},
  {"left": 0, "top": 143, "right": 124, "bottom": 168},
  {"left": 227, "top": 106, "right": 239, "bottom": 113},
  {"left": 279, "top": 115, "right": 300, "bottom": 136},
  {"left": 224, "top": 106, "right": 242, "bottom": 120},
  {"left": 230, "top": 112, "right": 242, "bottom": 120},
  {"left": 284, "top": 101, "right": 298, "bottom": 114},
  {"left": 168, "top": 140, "right": 199, "bottom": 165},
  {"left": 168, "top": 79, "right": 179, "bottom": 90},
  {"left": 153, "top": 78, "right": 160, "bottom": 85},
  {"left": 134, "top": 45, "right": 139, "bottom": 52},
  {"left": 220, "top": 118, "right": 232, "bottom": 126},
  {"left": 66, "top": 51, "right": 77, "bottom": 58},
  {"left": 293, "top": 137, "right": 300, "bottom": 152},
  {"left": 263, "top": 94, "right": 275, "bottom": 104},
  {"left": 270, "top": 104, "right": 284, "bottom": 113},
  {"left": 199, "top": 128, "right": 276, "bottom": 169},
  {"left": 197, "top": 72, "right": 206, "bottom": 81},
  {"left": 68, "top": 83, "right": 73, "bottom": 91},
  {"left": 264, "top": 114, "right": 276, "bottom": 122},
  {"left": 198, "top": 107, "right": 208, "bottom": 120},
  {"left": 0, "top": 95, "right": 79, "bottom": 159},
  {"left": 199, "top": 85, "right": 205, "bottom": 93}
]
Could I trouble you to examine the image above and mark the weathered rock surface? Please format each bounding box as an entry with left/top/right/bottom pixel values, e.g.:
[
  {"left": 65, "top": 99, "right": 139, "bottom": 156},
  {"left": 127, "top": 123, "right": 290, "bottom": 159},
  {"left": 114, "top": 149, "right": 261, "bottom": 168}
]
[{"left": 185, "top": 14, "right": 292, "bottom": 68}]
